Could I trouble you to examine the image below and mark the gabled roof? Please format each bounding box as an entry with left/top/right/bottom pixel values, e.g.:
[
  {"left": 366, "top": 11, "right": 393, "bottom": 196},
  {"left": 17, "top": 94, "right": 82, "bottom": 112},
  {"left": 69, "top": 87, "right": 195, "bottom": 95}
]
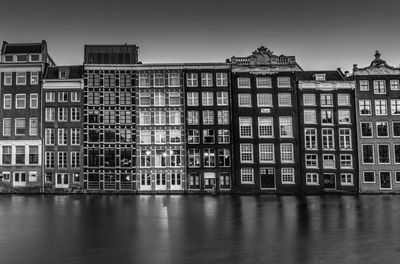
[
  {"left": 44, "top": 65, "right": 83, "bottom": 79},
  {"left": 2, "top": 41, "right": 46, "bottom": 54}
]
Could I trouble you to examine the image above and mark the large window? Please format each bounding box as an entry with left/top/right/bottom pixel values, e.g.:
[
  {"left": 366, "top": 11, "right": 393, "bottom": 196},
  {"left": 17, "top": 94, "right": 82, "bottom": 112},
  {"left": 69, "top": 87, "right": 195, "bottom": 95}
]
[
  {"left": 303, "top": 94, "right": 316, "bottom": 106},
  {"left": 258, "top": 117, "right": 273, "bottom": 138},
  {"left": 393, "top": 122, "right": 400, "bottom": 137},
  {"left": 391, "top": 100, "right": 400, "bottom": 115},
  {"left": 15, "top": 118, "right": 26, "bottom": 136},
  {"left": 217, "top": 110, "right": 229, "bottom": 125},
  {"left": 170, "top": 130, "right": 181, "bottom": 144},
  {"left": 375, "top": 100, "right": 387, "bottom": 115},
  {"left": 202, "top": 92, "right": 213, "bottom": 106},
  {"left": 241, "top": 168, "right": 254, "bottom": 183},
  {"left": 16, "top": 72, "right": 26, "bottom": 85},
  {"left": 361, "top": 122, "right": 373, "bottom": 137},
  {"left": 58, "top": 152, "right": 67, "bottom": 168},
  {"left": 237, "top": 77, "right": 251, "bottom": 88},
  {"left": 186, "top": 73, "right": 198, "bottom": 87},
  {"left": 239, "top": 117, "right": 252, "bottom": 138},
  {"left": 376, "top": 122, "right": 389, "bottom": 137},
  {"left": 187, "top": 92, "right": 198, "bottom": 106},
  {"left": 306, "top": 173, "right": 319, "bottom": 185},
  {"left": 359, "top": 80, "right": 369, "bottom": 91},
  {"left": 139, "top": 92, "right": 151, "bottom": 106},
  {"left": 238, "top": 94, "right": 252, "bottom": 107},
  {"left": 259, "top": 144, "right": 274, "bottom": 163},
  {"left": 218, "top": 149, "right": 231, "bottom": 167},
  {"left": 71, "top": 108, "right": 80, "bottom": 122},
  {"left": 279, "top": 117, "right": 292, "bottom": 137},
  {"left": 154, "top": 130, "right": 166, "bottom": 144},
  {"left": 321, "top": 109, "right": 333, "bottom": 124},
  {"left": 15, "top": 146, "right": 25, "bottom": 164},
  {"left": 139, "top": 111, "right": 151, "bottom": 125},
  {"left": 278, "top": 93, "right": 292, "bottom": 106},
  {"left": 323, "top": 154, "right": 335, "bottom": 168},
  {"left": 363, "top": 171, "right": 375, "bottom": 183},
  {"left": 2, "top": 118, "right": 11, "bottom": 136},
  {"left": 139, "top": 130, "right": 151, "bottom": 144},
  {"left": 202, "top": 110, "right": 214, "bottom": 125},
  {"left": 71, "top": 128, "right": 81, "bottom": 145},
  {"left": 217, "top": 91, "right": 229, "bottom": 106},
  {"left": 58, "top": 107, "right": 68, "bottom": 122},
  {"left": 256, "top": 77, "right": 271, "bottom": 88},
  {"left": 201, "top": 73, "right": 213, "bottom": 87},
  {"left": 240, "top": 144, "right": 253, "bottom": 163},
  {"left": 3, "top": 94, "right": 11, "bottom": 109},
  {"left": 394, "top": 145, "right": 400, "bottom": 164},
  {"left": 362, "top": 144, "right": 374, "bottom": 164},
  {"left": 169, "top": 111, "right": 181, "bottom": 125},
  {"left": 359, "top": 100, "right": 371, "bottom": 115},
  {"left": 320, "top": 94, "right": 333, "bottom": 106},
  {"left": 120, "top": 111, "right": 131, "bottom": 124},
  {"left": 339, "top": 128, "right": 351, "bottom": 150},
  {"left": 29, "top": 146, "right": 39, "bottom": 164},
  {"left": 203, "top": 149, "right": 215, "bottom": 167},
  {"left": 58, "top": 128, "right": 68, "bottom": 145},
  {"left": 29, "top": 118, "right": 38, "bottom": 136},
  {"left": 340, "top": 154, "right": 353, "bottom": 168},
  {"left": 2, "top": 146, "right": 12, "bottom": 164},
  {"left": 281, "top": 168, "right": 295, "bottom": 183},
  {"left": 30, "top": 94, "right": 38, "bottom": 109},
  {"left": 322, "top": 129, "right": 334, "bottom": 149},
  {"left": 154, "top": 111, "right": 166, "bottom": 125},
  {"left": 168, "top": 73, "right": 181, "bottom": 87},
  {"left": 373, "top": 80, "right": 386, "bottom": 94},
  {"left": 203, "top": 129, "right": 215, "bottom": 144},
  {"left": 139, "top": 73, "right": 150, "bottom": 87},
  {"left": 154, "top": 73, "right": 165, "bottom": 87},
  {"left": 304, "top": 110, "right": 316, "bottom": 124},
  {"left": 218, "top": 129, "right": 230, "bottom": 143},
  {"left": 280, "top": 143, "right": 294, "bottom": 163},
  {"left": 88, "top": 92, "right": 100, "bottom": 105},
  {"left": 378, "top": 144, "right": 390, "bottom": 164},
  {"left": 45, "top": 128, "right": 55, "bottom": 145},
  {"left": 15, "top": 94, "right": 26, "bottom": 109},
  {"left": 305, "top": 128, "right": 317, "bottom": 149},
  {"left": 257, "top": 93, "right": 272, "bottom": 107},
  {"left": 391, "top": 80, "right": 399, "bottom": 90},
  {"left": 216, "top": 72, "right": 227, "bottom": 86},
  {"left": 338, "top": 94, "right": 350, "bottom": 106},
  {"left": 104, "top": 92, "right": 115, "bottom": 105},
  {"left": 103, "top": 110, "right": 115, "bottom": 124},
  {"left": 188, "top": 149, "right": 200, "bottom": 168},
  {"left": 4, "top": 72, "right": 12, "bottom": 85},
  {"left": 277, "top": 77, "right": 291, "bottom": 88},
  {"left": 187, "top": 111, "right": 199, "bottom": 125},
  {"left": 338, "top": 110, "right": 351, "bottom": 124},
  {"left": 305, "top": 154, "right": 318, "bottom": 168}
]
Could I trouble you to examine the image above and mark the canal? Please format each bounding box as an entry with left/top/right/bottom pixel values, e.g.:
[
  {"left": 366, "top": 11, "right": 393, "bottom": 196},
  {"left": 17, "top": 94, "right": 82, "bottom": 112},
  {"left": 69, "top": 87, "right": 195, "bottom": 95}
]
[{"left": 1, "top": 195, "right": 400, "bottom": 264}]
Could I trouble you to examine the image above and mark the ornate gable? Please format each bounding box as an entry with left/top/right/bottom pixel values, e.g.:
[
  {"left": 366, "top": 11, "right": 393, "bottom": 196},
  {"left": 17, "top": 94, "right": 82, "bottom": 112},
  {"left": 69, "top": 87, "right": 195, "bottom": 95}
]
[{"left": 353, "top": 51, "right": 400, "bottom": 75}]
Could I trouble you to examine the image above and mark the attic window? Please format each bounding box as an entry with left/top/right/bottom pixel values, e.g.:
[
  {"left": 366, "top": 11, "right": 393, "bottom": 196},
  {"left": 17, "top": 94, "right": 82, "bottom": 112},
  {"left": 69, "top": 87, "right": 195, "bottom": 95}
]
[
  {"left": 4, "top": 55, "right": 14, "bottom": 62},
  {"left": 17, "top": 55, "right": 28, "bottom": 62},
  {"left": 59, "top": 70, "right": 67, "bottom": 79},
  {"left": 315, "top": 74, "right": 326, "bottom": 81},
  {"left": 30, "top": 54, "right": 40, "bottom": 61}
]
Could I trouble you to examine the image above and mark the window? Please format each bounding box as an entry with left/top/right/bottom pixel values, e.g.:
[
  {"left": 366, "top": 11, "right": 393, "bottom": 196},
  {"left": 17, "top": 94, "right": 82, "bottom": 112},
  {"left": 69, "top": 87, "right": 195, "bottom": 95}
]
[
  {"left": 15, "top": 118, "right": 26, "bottom": 135},
  {"left": 279, "top": 117, "right": 292, "bottom": 137},
  {"left": 15, "top": 146, "right": 25, "bottom": 164},
  {"left": 154, "top": 111, "right": 166, "bottom": 125},
  {"left": 322, "top": 129, "right": 334, "bottom": 149},
  {"left": 3, "top": 94, "right": 11, "bottom": 109},
  {"left": 153, "top": 73, "right": 165, "bottom": 87},
  {"left": 216, "top": 72, "right": 227, "bottom": 86},
  {"left": 30, "top": 94, "right": 38, "bottom": 109},
  {"left": 281, "top": 168, "right": 295, "bottom": 183},
  {"left": 339, "top": 128, "right": 351, "bottom": 150},
  {"left": 170, "top": 130, "right": 181, "bottom": 144},
  {"left": 259, "top": 144, "right": 274, "bottom": 163},
  {"left": 277, "top": 77, "right": 291, "bottom": 88},
  {"left": 304, "top": 110, "right": 316, "bottom": 124},
  {"left": 257, "top": 93, "right": 272, "bottom": 107},
  {"left": 378, "top": 145, "right": 390, "bottom": 164},
  {"left": 217, "top": 91, "right": 229, "bottom": 106},
  {"left": 170, "top": 150, "right": 182, "bottom": 167},
  {"left": 187, "top": 111, "right": 199, "bottom": 125},
  {"left": 218, "top": 149, "right": 231, "bottom": 167},
  {"left": 16, "top": 72, "right": 26, "bottom": 85},
  {"left": 71, "top": 128, "right": 80, "bottom": 145},
  {"left": 29, "top": 72, "right": 39, "bottom": 85},
  {"left": 239, "top": 117, "right": 252, "bottom": 138},
  {"left": 373, "top": 80, "right": 386, "bottom": 94},
  {"left": 218, "top": 129, "right": 230, "bottom": 143},
  {"left": 393, "top": 122, "right": 400, "bottom": 137},
  {"left": 237, "top": 77, "right": 250, "bottom": 88},
  {"left": 15, "top": 94, "right": 26, "bottom": 109},
  {"left": 58, "top": 108, "right": 68, "bottom": 122},
  {"left": 306, "top": 173, "right": 319, "bottom": 185},
  {"left": 359, "top": 100, "right": 371, "bottom": 115},
  {"left": 187, "top": 92, "right": 198, "bottom": 106},
  {"left": 362, "top": 144, "right": 374, "bottom": 164},
  {"left": 186, "top": 73, "right": 198, "bottom": 87},
  {"left": 2, "top": 118, "right": 11, "bottom": 136},
  {"left": 154, "top": 130, "right": 166, "bottom": 144},
  {"left": 340, "top": 154, "right": 353, "bottom": 168},
  {"left": 139, "top": 73, "right": 150, "bottom": 87},
  {"left": 376, "top": 122, "right": 389, "bottom": 137},
  {"left": 188, "top": 149, "right": 200, "bottom": 168},
  {"left": 201, "top": 73, "right": 213, "bottom": 87},
  {"left": 323, "top": 154, "right": 335, "bottom": 168},
  {"left": 169, "top": 92, "right": 180, "bottom": 106},
  {"left": 29, "top": 118, "right": 38, "bottom": 136},
  {"left": 305, "top": 128, "right": 317, "bottom": 149},
  {"left": 17, "top": 55, "right": 28, "bottom": 62},
  {"left": 103, "top": 92, "right": 115, "bottom": 105},
  {"left": 238, "top": 94, "right": 251, "bottom": 107},
  {"left": 120, "top": 129, "right": 131, "bottom": 143},
  {"left": 139, "top": 92, "right": 151, "bottom": 106},
  {"left": 139, "top": 130, "right": 151, "bottom": 144},
  {"left": 71, "top": 108, "right": 80, "bottom": 122},
  {"left": 315, "top": 74, "right": 326, "bottom": 81},
  {"left": 359, "top": 80, "right": 369, "bottom": 91},
  {"left": 139, "top": 111, "right": 151, "bottom": 125},
  {"left": 396, "top": 172, "right": 400, "bottom": 183},
  {"left": 168, "top": 73, "right": 180, "bottom": 87},
  {"left": 119, "top": 111, "right": 131, "bottom": 124},
  {"left": 361, "top": 122, "right": 373, "bottom": 137},
  {"left": 202, "top": 92, "right": 213, "bottom": 106},
  {"left": 390, "top": 80, "right": 399, "bottom": 90},
  {"left": 29, "top": 146, "right": 39, "bottom": 164},
  {"left": 305, "top": 154, "right": 318, "bottom": 168},
  {"left": 256, "top": 77, "right": 271, "bottom": 88},
  {"left": 375, "top": 100, "right": 387, "bottom": 115},
  {"left": 71, "top": 92, "right": 81, "bottom": 102},
  {"left": 58, "top": 152, "right": 67, "bottom": 168},
  {"left": 338, "top": 94, "right": 350, "bottom": 106},
  {"left": 321, "top": 109, "right": 333, "bottom": 124},
  {"left": 140, "top": 150, "right": 151, "bottom": 167},
  {"left": 88, "top": 92, "right": 100, "bottom": 105},
  {"left": 338, "top": 110, "right": 351, "bottom": 124},
  {"left": 391, "top": 100, "right": 400, "bottom": 115},
  {"left": 203, "top": 149, "right": 216, "bottom": 167},
  {"left": 241, "top": 168, "right": 254, "bottom": 184},
  {"left": 58, "top": 128, "right": 68, "bottom": 145},
  {"left": 71, "top": 152, "right": 80, "bottom": 168},
  {"left": 258, "top": 117, "right": 273, "bottom": 138},
  {"left": 4, "top": 72, "right": 12, "bottom": 85},
  {"left": 363, "top": 171, "right": 375, "bottom": 183},
  {"left": 203, "top": 129, "right": 215, "bottom": 144},
  {"left": 320, "top": 94, "right": 333, "bottom": 106},
  {"left": 217, "top": 110, "right": 229, "bottom": 125},
  {"left": 240, "top": 144, "right": 253, "bottom": 163},
  {"left": 202, "top": 110, "right": 214, "bottom": 125},
  {"left": 119, "top": 91, "right": 131, "bottom": 105},
  {"left": 303, "top": 94, "right": 316, "bottom": 106},
  {"left": 394, "top": 145, "right": 400, "bottom": 164},
  {"left": 45, "top": 129, "right": 55, "bottom": 146},
  {"left": 58, "top": 92, "right": 68, "bottom": 103},
  {"left": 281, "top": 143, "right": 294, "bottom": 163},
  {"left": 2, "top": 146, "right": 12, "bottom": 165},
  {"left": 104, "top": 130, "right": 115, "bottom": 143},
  {"left": 46, "top": 92, "right": 55, "bottom": 102},
  {"left": 341, "top": 174, "right": 353, "bottom": 185},
  {"left": 278, "top": 93, "right": 292, "bottom": 106}
]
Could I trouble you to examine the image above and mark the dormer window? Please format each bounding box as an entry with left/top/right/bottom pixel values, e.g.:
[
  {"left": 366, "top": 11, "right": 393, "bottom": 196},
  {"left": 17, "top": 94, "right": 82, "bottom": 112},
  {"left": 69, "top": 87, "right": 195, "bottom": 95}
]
[
  {"left": 30, "top": 54, "right": 40, "bottom": 62},
  {"left": 16, "top": 55, "right": 28, "bottom": 62},
  {"left": 315, "top": 74, "right": 326, "bottom": 81},
  {"left": 59, "top": 70, "right": 67, "bottom": 79},
  {"left": 4, "top": 55, "right": 14, "bottom": 62}
]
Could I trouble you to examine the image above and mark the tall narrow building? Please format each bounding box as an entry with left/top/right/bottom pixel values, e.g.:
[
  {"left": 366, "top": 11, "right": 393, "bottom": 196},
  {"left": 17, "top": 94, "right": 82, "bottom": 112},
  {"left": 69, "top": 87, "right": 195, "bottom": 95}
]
[
  {"left": 230, "top": 47, "right": 303, "bottom": 193},
  {"left": 354, "top": 51, "right": 400, "bottom": 192},
  {"left": 0, "top": 41, "right": 55, "bottom": 190}
]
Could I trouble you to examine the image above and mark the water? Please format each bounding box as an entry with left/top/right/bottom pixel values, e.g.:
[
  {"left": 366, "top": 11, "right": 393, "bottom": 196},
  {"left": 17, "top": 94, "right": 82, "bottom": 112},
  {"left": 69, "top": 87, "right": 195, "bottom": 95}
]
[{"left": 1, "top": 195, "right": 400, "bottom": 264}]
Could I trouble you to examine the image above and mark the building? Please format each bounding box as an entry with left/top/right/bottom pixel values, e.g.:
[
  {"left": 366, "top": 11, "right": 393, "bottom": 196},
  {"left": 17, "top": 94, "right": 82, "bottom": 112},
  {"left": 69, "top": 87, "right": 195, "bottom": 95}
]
[
  {"left": 354, "top": 51, "right": 400, "bottom": 192},
  {"left": 136, "top": 65, "right": 186, "bottom": 192},
  {"left": 83, "top": 45, "right": 138, "bottom": 191},
  {"left": 42, "top": 66, "right": 84, "bottom": 190},
  {"left": 184, "top": 64, "right": 232, "bottom": 192},
  {"left": 297, "top": 70, "right": 358, "bottom": 193},
  {"left": 0, "top": 41, "right": 55, "bottom": 190},
  {"left": 230, "top": 47, "right": 303, "bottom": 193}
]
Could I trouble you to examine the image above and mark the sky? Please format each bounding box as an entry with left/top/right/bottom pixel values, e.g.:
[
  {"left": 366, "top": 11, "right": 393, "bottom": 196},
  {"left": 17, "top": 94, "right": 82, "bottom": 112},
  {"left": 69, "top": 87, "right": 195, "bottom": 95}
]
[{"left": 1, "top": 0, "right": 400, "bottom": 71}]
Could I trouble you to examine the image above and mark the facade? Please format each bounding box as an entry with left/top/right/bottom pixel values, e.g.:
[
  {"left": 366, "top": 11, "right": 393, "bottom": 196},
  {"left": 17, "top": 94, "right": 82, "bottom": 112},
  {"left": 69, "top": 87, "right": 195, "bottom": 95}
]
[
  {"left": 297, "top": 71, "right": 358, "bottom": 193},
  {"left": 42, "top": 66, "right": 84, "bottom": 189},
  {"left": 0, "top": 41, "right": 54, "bottom": 189},
  {"left": 230, "top": 47, "right": 303, "bottom": 193},
  {"left": 83, "top": 45, "right": 138, "bottom": 191},
  {"left": 184, "top": 64, "right": 232, "bottom": 192},
  {"left": 136, "top": 65, "right": 186, "bottom": 192},
  {"left": 354, "top": 51, "right": 400, "bottom": 192}
]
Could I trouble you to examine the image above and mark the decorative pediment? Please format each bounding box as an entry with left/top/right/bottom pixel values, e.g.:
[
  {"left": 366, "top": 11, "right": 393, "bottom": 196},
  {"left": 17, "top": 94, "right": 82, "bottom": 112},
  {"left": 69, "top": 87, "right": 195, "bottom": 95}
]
[{"left": 354, "top": 50, "right": 400, "bottom": 75}]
